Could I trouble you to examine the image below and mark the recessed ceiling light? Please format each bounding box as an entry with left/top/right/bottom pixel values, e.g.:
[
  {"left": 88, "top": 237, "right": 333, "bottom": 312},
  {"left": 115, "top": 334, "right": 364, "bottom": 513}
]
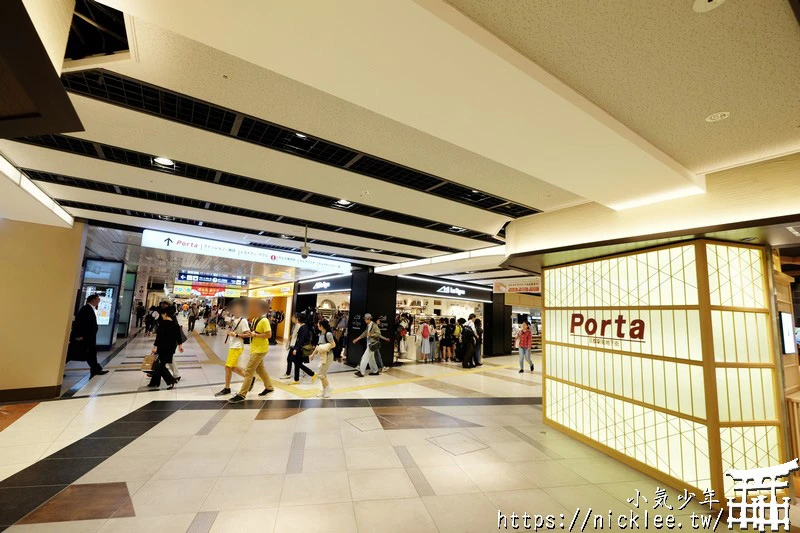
[
  {"left": 336, "top": 199, "right": 351, "bottom": 206},
  {"left": 280, "top": 234, "right": 294, "bottom": 240},
  {"left": 295, "top": 133, "right": 307, "bottom": 139},
  {"left": 705, "top": 111, "right": 730, "bottom": 123},
  {"left": 198, "top": 221, "right": 203, "bottom": 226},
  {"left": 471, "top": 190, "right": 478, "bottom": 193},
  {"left": 367, "top": 248, "right": 383, "bottom": 253},
  {"left": 158, "top": 215, "right": 175, "bottom": 221},
  {"left": 787, "top": 226, "right": 800, "bottom": 237},
  {"left": 153, "top": 156, "right": 174, "bottom": 166},
  {"left": 465, "top": 271, "right": 475, "bottom": 274},
  {"left": 449, "top": 226, "right": 466, "bottom": 233},
  {"left": 258, "top": 231, "right": 264, "bottom": 235}
]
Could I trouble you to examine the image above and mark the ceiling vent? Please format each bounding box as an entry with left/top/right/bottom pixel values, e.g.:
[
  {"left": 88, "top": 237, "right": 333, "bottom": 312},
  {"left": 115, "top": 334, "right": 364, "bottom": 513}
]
[{"left": 62, "top": 0, "right": 138, "bottom": 72}]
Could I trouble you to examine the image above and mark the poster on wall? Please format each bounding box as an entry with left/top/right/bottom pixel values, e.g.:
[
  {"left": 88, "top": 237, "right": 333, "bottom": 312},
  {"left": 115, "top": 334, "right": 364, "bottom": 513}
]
[{"left": 96, "top": 288, "right": 114, "bottom": 326}]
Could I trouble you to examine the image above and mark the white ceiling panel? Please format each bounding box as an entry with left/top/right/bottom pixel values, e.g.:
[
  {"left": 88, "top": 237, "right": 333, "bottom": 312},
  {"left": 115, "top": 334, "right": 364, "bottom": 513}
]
[
  {"left": 62, "top": 95, "right": 511, "bottom": 236},
  {"left": 0, "top": 140, "right": 485, "bottom": 253}
]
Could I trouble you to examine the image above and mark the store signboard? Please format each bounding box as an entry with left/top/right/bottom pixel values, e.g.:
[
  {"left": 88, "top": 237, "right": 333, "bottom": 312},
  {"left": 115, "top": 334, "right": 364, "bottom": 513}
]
[
  {"left": 178, "top": 271, "right": 248, "bottom": 286},
  {"left": 396, "top": 276, "right": 492, "bottom": 303},
  {"left": 493, "top": 277, "right": 541, "bottom": 294},
  {"left": 142, "top": 230, "right": 351, "bottom": 274},
  {"left": 223, "top": 289, "right": 241, "bottom": 298},
  {"left": 193, "top": 284, "right": 224, "bottom": 297},
  {"left": 249, "top": 283, "right": 294, "bottom": 298},
  {"left": 172, "top": 285, "right": 194, "bottom": 296},
  {"left": 297, "top": 275, "right": 352, "bottom": 294}
]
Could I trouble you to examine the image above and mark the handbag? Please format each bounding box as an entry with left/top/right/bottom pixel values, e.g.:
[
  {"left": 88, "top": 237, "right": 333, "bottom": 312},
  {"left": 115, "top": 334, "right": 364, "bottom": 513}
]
[
  {"left": 141, "top": 354, "right": 156, "bottom": 371},
  {"left": 302, "top": 344, "right": 315, "bottom": 357},
  {"left": 179, "top": 326, "right": 188, "bottom": 344}
]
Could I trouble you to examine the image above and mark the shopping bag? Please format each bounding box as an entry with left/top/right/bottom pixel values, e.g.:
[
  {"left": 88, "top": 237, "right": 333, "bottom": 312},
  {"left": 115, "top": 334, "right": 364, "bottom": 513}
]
[{"left": 141, "top": 354, "right": 156, "bottom": 371}]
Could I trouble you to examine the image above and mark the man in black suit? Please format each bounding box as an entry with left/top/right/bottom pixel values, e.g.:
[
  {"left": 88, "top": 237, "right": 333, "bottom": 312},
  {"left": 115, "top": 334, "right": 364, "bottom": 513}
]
[{"left": 70, "top": 294, "right": 108, "bottom": 377}]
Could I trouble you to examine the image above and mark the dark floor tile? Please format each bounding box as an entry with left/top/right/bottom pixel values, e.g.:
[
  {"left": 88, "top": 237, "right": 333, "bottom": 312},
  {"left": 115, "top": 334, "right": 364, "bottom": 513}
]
[
  {"left": 300, "top": 399, "right": 336, "bottom": 409},
  {"left": 89, "top": 421, "right": 160, "bottom": 438},
  {"left": 373, "top": 406, "right": 413, "bottom": 416},
  {"left": 118, "top": 410, "right": 177, "bottom": 422},
  {"left": 222, "top": 400, "right": 265, "bottom": 410},
  {"left": 0, "top": 458, "right": 105, "bottom": 488},
  {"left": 333, "top": 399, "right": 370, "bottom": 408},
  {"left": 180, "top": 401, "right": 227, "bottom": 410},
  {"left": 261, "top": 399, "right": 302, "bottom": 408},
  {"left": 255, "top": 408, "right": 299, "bottom": 420},
  {"left": 377, "top": 415, "right": 425, "bottom": 429},
  {"left": 368, "top": 399, "right": 404, "bottom": 407},
  {"left": 19, "top": 482, "right": 134, "bottom": 524},
  {"left": 0, "top": 485, "right": 66, "bottom": 528},
  {"left": 48, "top": 437, "right": 136, "bottom": 459},
  {"left": 136, "top": 400, "right": 190, "bottom": 411}
]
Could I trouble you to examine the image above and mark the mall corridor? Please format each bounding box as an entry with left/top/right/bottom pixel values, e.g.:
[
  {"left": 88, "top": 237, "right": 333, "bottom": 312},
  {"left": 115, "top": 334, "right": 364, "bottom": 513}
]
[{"left": 2, "top": 0, "right": 800, "bottom": 531}]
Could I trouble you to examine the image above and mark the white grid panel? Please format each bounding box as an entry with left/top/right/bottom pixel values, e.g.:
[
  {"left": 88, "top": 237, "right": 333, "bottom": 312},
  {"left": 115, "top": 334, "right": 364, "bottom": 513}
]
[
  {"left": 546, "top": 380, "right": 711, "bottom": 491},
  {"left": 715, "top": 368, "right": 777, "bottom": 423},
  {"left": 711, "top": 310, "right": 771, "bottom": 363},
  {"left": 707, "top": 244, "right": 765, "bottom": 309},
  {"left": 720, "top": 426, "right": 781, "bottom": 496},
  {"left": 545, "top": 245, "right": 698, "bottom": 308}
]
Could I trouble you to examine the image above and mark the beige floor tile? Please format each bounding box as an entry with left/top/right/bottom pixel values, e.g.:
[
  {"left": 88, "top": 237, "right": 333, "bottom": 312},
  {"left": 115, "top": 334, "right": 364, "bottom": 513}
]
[
  {"left": 97, "top": 513, "right": 195, "bottom": 532},
  {"left": 451, "top": 447, "right": 506, "bottom": 466},
  {"left": 303, "top": 429, "right": 343, "bottom": 449},
  {"left": 354, "top": 497, "right": 437, "bottom": 533},
  {"left": 280, "top": 471, "right": 352, "bottom": 506},
  {"left": 558, "top": 457, "right": 647, "bottom": 484},
  {"left": 201, "top": 474, "right": 283, "bottom": 511},
  {"left": 222, "top": 449, "right": 290, "bottom": 476},
  {"left": 467, "top": 426, "right": 522, "bottom": 443},
  {"left": 348, "top": 468, "right": 418, "bottom": 501},
  {"left": 342, "top": 416, "right": 383, "bottom": 432},
  {"left": 489, "top": 440, "right": 552, "bottom": 462},
  {"left": 419, "top": 465, "right": 481, "bottom": 495},
  {"left": 303, "top": 447, "right": 347, "bottom": 473},
  {"left": 405, "top": 443, "right": 457, "bottom": 467},
  {"left": 534, "top": 438, "right": 606, "bottom": 459},
  {"left": 151, "top": 451, "right": 232, "bottom": 480},
  {"left": 237, "top": 430, "right": 294, "bottom": 450},
  {"left": 6, "top": 519, "right": 108, "bottom": 532},
  {"left": 485, "top": 488, "right": 569, "bottom": 518},
  {"left": 76, "top": 454, "right": 171, "bottom": 484},
  {"left": 130, "top": 477, "right": 216, "bottom": 516},
  {"left": 344, "top": 446, "right": 402, "bottom": 470},
  {"left": 0, "top": 443, "right": 51, "bottom": 467},
  {"left": 385, "top": 428, "right": 433, "bottom": 447},
  {"left": 460, "top": 461, "right": 537, "bottom": 492},
  {"left": 339, "top": 426, "right": 391, "bottom": 448},
  {"left": 210, "top": 508, "right": 279, "bottom": 532},
  {"left": 274, "top": 502, "right": 357, "bottom": 533},
  {"left": 545, "top": 485, "right": 632, "bottom": 516},
  {"left": 422, "top": 492, "right": 500, "bottom": 533},
  {"left": 516, "top": 460, "right": 592, "bottom": 487}
]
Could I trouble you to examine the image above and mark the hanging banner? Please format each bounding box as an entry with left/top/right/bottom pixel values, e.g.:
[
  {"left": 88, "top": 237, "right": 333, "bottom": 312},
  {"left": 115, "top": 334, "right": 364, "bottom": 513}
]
[
  {"left": 493, "top": 277, "right": 541, "bottom": 294},
  {"left": 142, "top": 229, "right": 351, "bottom": 274}
]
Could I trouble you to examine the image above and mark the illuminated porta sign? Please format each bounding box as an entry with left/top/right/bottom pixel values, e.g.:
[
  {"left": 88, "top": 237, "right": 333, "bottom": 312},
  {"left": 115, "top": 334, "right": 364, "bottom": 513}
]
[
  {"left": 493, "top": 277, "right": 541, "bottom": 294},
  {"left": 178, "top": 271, "right": 247, "bottom": 286},
  {"left": 396, "top": 275, "right": 492, "bottom": 303},
  {"left": 297, "top": 275, "right": 352, "bottom": 294},
  {"left": 142, "top": 230, "right": 351, "bottom": 274}
]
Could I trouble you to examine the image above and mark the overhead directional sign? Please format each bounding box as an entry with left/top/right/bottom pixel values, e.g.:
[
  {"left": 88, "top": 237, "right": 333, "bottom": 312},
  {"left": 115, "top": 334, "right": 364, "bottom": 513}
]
[
  {"left": 178, "top": 271, "right": 248, "bottom": 286},
  {"left": 141, "top": 230, "right": 351, "bottom": 274}
]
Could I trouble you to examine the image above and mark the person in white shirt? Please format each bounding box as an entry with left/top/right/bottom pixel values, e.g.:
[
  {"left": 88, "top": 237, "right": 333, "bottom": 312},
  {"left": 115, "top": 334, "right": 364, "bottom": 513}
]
[{"left": 215, "top": 301, "right": 250, "bottom": 397}]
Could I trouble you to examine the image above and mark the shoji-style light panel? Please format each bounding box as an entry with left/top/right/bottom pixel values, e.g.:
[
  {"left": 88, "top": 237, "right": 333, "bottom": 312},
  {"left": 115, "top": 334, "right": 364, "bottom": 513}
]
[{"left": 543, "top": 241, "right": 784, "bottom": 498}]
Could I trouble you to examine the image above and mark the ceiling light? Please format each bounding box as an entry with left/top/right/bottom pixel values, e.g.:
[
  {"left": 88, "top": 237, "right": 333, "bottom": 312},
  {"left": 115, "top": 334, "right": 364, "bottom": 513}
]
[
  {"left": 465, "top": 271, "right": 475, "bottom": 274},
  {"left": 198, "top": 221, "right": 203, "bottom": 226},
  {"left": 158, "top": 215, "right": 175, "bottom": 221},
  {"left": 471, "top": 190, "right": 478, "bottom": 193},
  {"left": 367, "top": 249, "right": 383, "bottom": 253},
  {"left": 280, "top": 234, "right": 294, "bottom": 240},
  {"left": 336, "top": 199, "right": 351, "bottom": 206},
  {"left": 153, "top": 156, "right": 175, "bottom": 166},
  {"left": 705, "top": 111, "right": 730, "bottom": 123},
  {"left": 258, "top": 231, "right": 264, "bottom": 236},
  {"left": 295, "top": 133, "right": 307, "bottom": 139},
  {"left": 787, "top": 226, "right": 800, "bottom": 238}
]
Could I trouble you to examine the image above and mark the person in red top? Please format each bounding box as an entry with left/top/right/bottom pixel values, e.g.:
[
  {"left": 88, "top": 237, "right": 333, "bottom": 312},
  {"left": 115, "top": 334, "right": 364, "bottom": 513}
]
[{"left": 518, "top": 322, "right": 534, "bottom": 373}]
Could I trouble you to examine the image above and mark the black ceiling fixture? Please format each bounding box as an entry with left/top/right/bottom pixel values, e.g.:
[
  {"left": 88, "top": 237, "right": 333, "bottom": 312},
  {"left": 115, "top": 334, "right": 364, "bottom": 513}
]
[
  {"left": 25, "top": 169, "right": 441, "bottom": 258},
  {"left": 58, "top": 69, "right": 539, "bottom": 220},
  {"left": 65, "top": 1, "right": 128, "bottom": 61},
  {"left": 16, "top": 133, "right": 490, "bottom": 247}
]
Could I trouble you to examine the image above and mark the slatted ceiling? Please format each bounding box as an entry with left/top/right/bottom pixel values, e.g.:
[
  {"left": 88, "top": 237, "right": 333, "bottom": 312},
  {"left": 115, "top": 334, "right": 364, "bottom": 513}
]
[
  {"left": 61, "top": 70, "right": 239, "bottom": 135},
  {"left": 16, "top": 134, "right": 500, "bottom": 245},
  {"left": 68, "top": 202, "right": 395, "bottom": 266},
  {"left": 59, "top": 69, "right": 539, "bottom": 220},
  {"left": 489, "top": 203, "right": 538, "bottom": 218}
]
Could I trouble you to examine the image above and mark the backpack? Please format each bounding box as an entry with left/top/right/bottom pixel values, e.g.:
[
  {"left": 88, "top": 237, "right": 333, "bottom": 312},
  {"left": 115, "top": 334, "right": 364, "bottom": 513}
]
[
  {"left": 323, "top": 331, "right": 337, "bottom": 352},
  {"left": 421, "top": 324, "right": 430, "bottom": 339}
]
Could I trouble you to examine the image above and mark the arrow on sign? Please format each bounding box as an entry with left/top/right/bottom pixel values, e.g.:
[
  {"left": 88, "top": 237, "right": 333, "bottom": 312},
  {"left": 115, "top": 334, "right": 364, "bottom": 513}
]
[{"left": 164, "top": 238, "right": 173, "bottom": 246}]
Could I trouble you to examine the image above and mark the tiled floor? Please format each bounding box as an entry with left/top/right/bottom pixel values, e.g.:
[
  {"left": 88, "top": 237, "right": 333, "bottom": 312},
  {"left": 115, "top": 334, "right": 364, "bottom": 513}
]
[{"left": 0, "top": 398, "right": 725, "bottom": 532}]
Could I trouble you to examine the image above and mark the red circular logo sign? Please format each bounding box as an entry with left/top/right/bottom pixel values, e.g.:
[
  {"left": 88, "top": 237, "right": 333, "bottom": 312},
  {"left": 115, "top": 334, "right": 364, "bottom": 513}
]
[{"left": 270, "top": 255, "right": 277, "bottom": 261}]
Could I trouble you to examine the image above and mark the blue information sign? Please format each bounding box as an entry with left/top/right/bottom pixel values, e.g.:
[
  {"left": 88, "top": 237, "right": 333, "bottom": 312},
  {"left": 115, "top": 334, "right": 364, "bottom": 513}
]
[{"left": 178, "top": 271, "right": 248, "bottom": 286}]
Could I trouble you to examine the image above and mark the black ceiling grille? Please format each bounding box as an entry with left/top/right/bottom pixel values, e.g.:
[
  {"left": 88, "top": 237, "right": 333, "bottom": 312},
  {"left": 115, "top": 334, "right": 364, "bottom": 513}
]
[
  {"left": 56, "top": 201, "right": 394, "bottom": 266},
  {"left": 16, "top": 133, "right": 498, "bottom": 247},
  {"left": 65, "top": 1, "right": 128, "bottom": 62},
  {"left": 58, "top": 69, "right": 539, "bottom": 220},
  {"left": 29, "top": 170, "right": 430, "bottom": 258}
]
